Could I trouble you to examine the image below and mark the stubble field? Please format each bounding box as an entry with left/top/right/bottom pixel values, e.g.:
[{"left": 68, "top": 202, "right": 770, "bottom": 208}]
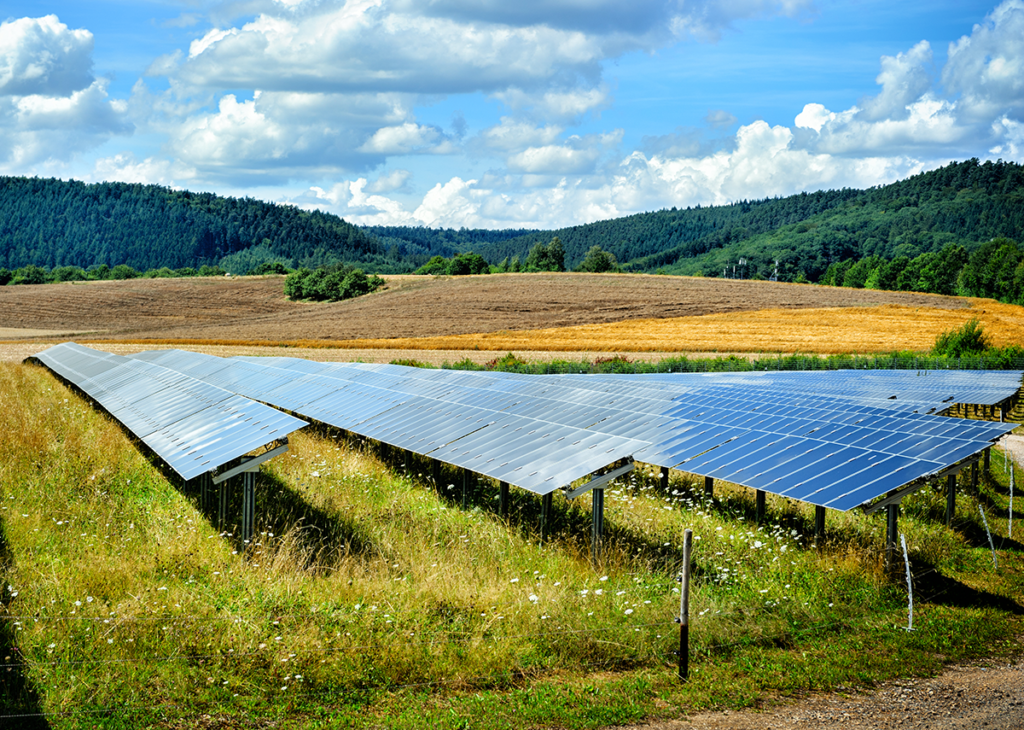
[{"left": 5, "top": 272, "right": 1022, "bottom": 363}]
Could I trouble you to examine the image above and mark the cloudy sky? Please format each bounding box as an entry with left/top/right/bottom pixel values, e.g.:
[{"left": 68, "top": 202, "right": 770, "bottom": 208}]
[{"left": 2, "top": 1, "right": 1022, "bottom": 229}]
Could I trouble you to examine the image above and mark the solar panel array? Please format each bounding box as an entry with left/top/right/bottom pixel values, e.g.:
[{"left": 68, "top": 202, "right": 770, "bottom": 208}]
[
  {"left": 129, "top": 349, "right": 1020, "bottom": 511},
  {"left": 31, "top": 343, "right": 307, "bottom": 480}
]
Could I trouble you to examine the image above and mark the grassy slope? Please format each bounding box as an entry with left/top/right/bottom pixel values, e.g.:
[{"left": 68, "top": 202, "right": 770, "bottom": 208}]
[{"left": 0, "top": 363, "right": 1021, "bottom": 728}]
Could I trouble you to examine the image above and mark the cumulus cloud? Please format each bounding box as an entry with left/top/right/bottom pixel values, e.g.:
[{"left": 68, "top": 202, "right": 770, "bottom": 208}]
[
  {"left": 0, "top": 16, "right": 130, "bottom": 171},
  {"left": 943, "top": 0, "right": 1024, "bottom": 121},
  {"left": 0, "top": 15, "right": 94, "bottom": 97},
  {"left": 704, "top": 109, "right": 738, "bottom": 129},
  {"left": 358, "top": 123, "right": 454, "bottom": 155},
  {"left": 858, "top": 40, "right": 933, "bottom": 122}
]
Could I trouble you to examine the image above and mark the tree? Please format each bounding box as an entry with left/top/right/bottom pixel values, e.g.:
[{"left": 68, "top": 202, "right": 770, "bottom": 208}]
[
  {"left": 932, "top": 318, "right": 990, "bottom": 357},
  {"left": 415, "top": 255, "right": 449, "bottom": 275},
  {"left": 524, "top": 237, "right": 565, "bottom": 272},
  {"left": 446, "top": 252, "right": 489, "bottom": 275},
  {"left": 109, "top": 264, "right": 138, "bottom": 280},
  {"left": 575, "top": 245, "right": 619, "bottom": 273}
]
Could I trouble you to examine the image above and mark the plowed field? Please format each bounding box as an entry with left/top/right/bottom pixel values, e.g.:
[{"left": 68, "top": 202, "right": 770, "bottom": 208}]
[
  {"left": 2, "top": 272, "right": 1020, "bottom": 361},
  {"left": 0, "top": 272, "right": 966, "bottom": 337}
]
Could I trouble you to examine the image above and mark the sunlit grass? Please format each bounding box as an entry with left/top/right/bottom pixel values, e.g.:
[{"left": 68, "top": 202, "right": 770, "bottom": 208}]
[{"left": 0, "top": 362, "right": 1021, "bottom": 729}]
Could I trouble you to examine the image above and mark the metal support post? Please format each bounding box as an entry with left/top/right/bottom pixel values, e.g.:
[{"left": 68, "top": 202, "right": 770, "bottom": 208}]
[
  {"left": 201, "top": 472, "right": 212, "bottom": 513},
  {"left": 541, "top": 492, "right": 553, "bottom": 543},
  {"left": 971, "top": 461, "right": 979, "bottom": 493},
  {"left": 886, "top": 503, "right": 899, "bottom": 571},
  {"left": 404, "top": 449, "right": 409, "bottom": 474},
  {"left": 984, "top": 447, "right": 991, "bottom": 472},
  {"left": 461, "top": 468, "right": 470, "bottom": 509},
  {"left": 814, "top": 505, "right": 826, "bottom": 548},
  {"left": 755, "top": 490, "right": 766, "bottom": 524},
  {"left": 242, "top": 470, "right": 255, "bottom": 544},
  {"left": 678, "top": 528, "right": 692, "bottom": 682},
  {"left": 703, "top": 476, "right": 714, "bottom": 501},
  {"left": 218, "top": 479, "right": 229, "bottom": 533},
  {"left": 591, "top": 487, "right": 605, "bottom": 562},
  {"left": 499, "top": 481, "right": 510, "bottom": 519},
  {"left": 660, "top": 468, "right": 669, "bottom": 492},
  {"left": 1000, "top": 403, "right": 1006, "bottom": 422},
  {"left": 432, "top": 459, "right": 441, "bottom": 488},
  {"left": 946, "top": 473, "right": 956, "bottom": 527}
]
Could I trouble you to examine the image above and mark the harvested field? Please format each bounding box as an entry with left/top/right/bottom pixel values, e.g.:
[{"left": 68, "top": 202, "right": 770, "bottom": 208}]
[
  {"left": 334, "top": 300, "right": 1024, "bottom": 355},
  {"left": 0, "top": 272, "right": 970, "bottom": 344}
]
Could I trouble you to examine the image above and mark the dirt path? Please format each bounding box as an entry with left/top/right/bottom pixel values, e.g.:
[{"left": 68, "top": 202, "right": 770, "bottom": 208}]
[{"left": 617, "top": 660, "right": 1024, "bottom": 730}]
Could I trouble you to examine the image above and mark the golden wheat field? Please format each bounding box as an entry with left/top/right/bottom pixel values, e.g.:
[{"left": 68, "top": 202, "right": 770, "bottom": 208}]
[{"left": 289, "top": 300, "right": 1024, "bottom": 355}]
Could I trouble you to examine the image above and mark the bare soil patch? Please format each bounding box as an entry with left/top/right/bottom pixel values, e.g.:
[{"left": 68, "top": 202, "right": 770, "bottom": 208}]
[
  {"left": 0, "top": 273, "right": 969, "bottom": 344},
  {"left": 619, "top": 660, "right": 1024, "bottom": 730}
]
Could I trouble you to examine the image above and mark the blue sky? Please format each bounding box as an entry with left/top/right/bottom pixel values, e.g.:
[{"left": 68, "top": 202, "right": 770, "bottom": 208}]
[{"left": 2, "top": 0, "right": 1022, "bottom": 228}]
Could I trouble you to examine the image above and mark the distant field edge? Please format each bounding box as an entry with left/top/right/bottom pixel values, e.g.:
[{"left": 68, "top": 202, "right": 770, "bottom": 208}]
[{"left": 9, "top": 300, "right": 1021, "bottom": 355}]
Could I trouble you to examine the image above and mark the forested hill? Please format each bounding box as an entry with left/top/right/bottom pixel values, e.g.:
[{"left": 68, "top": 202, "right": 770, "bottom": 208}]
[
  {"left": 465, "top": 159, "right": 1024, "bottom": 278},
  {"left": 0, "top": 177, "right": 383, "bottom": 272}
]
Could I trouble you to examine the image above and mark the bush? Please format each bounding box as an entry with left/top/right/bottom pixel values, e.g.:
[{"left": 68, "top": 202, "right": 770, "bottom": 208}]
[
  {"left": 415, "top": 256, "right": 450, "bottom": 275},
  {"left": 50, "top": 265, "right": 87, "bottom": 282},
  {"left": 575, "top": 245, "right": 619, "bottom": 273},
  {"left": 0, "top": 268, "right": 10, "bottom": 285},
  {"left": 87, "top": 264, "right": 110, "bottom": 280},
  {"left": 109, "top": 264, "right": 138, "bottom": 280},
  {"left": 10, "top": 265, "right": 49, "bottom": 285},
  {"left": 446, "top": 252, "right": 489, "bottom": 276},
  {"left": 197, "top": 264, "right": 225, "bottom": 277},
  {"left": 284, "top": 265, "right": 385, "bottom": 302},
  {"left": 249, "top": 261, "right": 289, "bottom": 276},
  {"left": 524, "top": 237, "right": 565, "bottom": 272},
  {"left": 143, "top": 267, "right": 176, "bottom": 278},
  {"left": 932, "top": 318, "right": 990, "bottom": 357}
]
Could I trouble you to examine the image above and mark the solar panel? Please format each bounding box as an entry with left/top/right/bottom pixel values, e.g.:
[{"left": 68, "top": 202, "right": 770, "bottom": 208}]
[
  {"left": 31, "top": 343, "right": 307, "bottom": 481},
  {"left": 125, "top": 349, "right": 1019, "bottom": 510}
]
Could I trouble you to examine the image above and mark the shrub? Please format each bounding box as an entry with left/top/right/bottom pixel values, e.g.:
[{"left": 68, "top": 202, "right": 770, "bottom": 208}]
[
  {"left": 284, "top": 265, "right": 385, "bottom": 302},
  {"left": 415, "top": 256, "right": 450, "bottom": 275},
  {"left": 10, "top": 264, "right": 49, "bottom": 285},
  {"left": 446, "top": 252, "right": 489, "bottom": 276},
  {"left": 109, "top": 264, "right": 138, "bottom": 280},
  {"left": 50, "top": 265, "right": 87, "bottom": 282},
  {"left": 0, "top": 268, "right": 11, "bottom": 286},
  {"left": 249, "top": 261, "right": 289, "bottom": 276},
  {"left": 932, "top": 318, "right": 990, "bottom": 357},
  {"left": 197, "top": 264, "right": 225, "bottom": 277},
  {"left": 575, "top": 245, "right": 619, "bottom": 273}
]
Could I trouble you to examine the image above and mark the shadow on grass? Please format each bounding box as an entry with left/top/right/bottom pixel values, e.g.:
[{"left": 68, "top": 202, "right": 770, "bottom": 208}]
[
  {"left": 913, "top": 561, "right": 1024, "bottom": 614},
  {"left": 0, "top": 522, "right": 50, "bottom": 730},
  {"left": 176, "top": 468, "right": 385, "bottom": 570}
]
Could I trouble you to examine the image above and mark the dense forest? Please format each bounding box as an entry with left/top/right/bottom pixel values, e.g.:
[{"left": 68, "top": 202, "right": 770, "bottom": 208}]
[
  {"left": 3, "top": 159, "right": 1023, "bottom": 302},
  {"left": 0, "top": 177, "right": 385, "bottom": 273}
]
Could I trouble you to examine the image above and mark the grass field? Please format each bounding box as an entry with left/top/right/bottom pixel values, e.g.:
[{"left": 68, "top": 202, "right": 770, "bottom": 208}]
[{"left": 1, "top": 362, "right": 1022, "bottom": 729}]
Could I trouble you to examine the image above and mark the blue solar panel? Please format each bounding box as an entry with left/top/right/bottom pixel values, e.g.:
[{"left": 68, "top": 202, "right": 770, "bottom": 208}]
[{"left": 122, "top": 349, "right": 1019, "bottom": 510}]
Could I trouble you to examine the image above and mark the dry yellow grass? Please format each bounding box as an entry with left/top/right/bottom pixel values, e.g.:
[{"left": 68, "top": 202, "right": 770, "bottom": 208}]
[{"left": 316, "top": 300, "right": 1024, "bottom": 355}]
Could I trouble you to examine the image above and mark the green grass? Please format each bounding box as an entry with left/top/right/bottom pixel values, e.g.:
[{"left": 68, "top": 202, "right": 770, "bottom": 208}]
[{"left": 0, "top": 362, "right": 1021, "bottom": 729}]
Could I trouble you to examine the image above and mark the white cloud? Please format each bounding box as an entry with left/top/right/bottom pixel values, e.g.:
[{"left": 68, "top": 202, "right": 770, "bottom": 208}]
[
  {"left": 705, "top": 109, "right": 738, "bottom": 129},
  {"left": 0, "top": 16, "right": 131, "bottom": 170},
  {"left": 943, "top": 0, "right": 1024, "bottom": 120},
  {"left": 358, "top": 123, "right": 453, "bottom": 154},
  {"left": 367, "top": 168, "right": 411, "bottom": 193},
  {"left": 859, "top": 40, "right": 933, "bottom": 122},
  {"left": 90, "top": 153, "right": 195, "bottom": 186},
  {"left": 494, "top": 86, "right": 610, "bottom": 121},
  {"left": 477, "top": 117, "right": 563, "bottom": 152},
  {"left": 0, "top": 15, "right": 94, "bottom": 97}
]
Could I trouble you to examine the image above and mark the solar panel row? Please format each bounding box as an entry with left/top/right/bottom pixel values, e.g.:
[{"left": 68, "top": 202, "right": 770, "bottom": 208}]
[
  {"left": 129, "top": 349, "right": 1019, "bottom": 511},
  {"left": 31, "top": 343, "right": 307, "bottom": 481}
]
